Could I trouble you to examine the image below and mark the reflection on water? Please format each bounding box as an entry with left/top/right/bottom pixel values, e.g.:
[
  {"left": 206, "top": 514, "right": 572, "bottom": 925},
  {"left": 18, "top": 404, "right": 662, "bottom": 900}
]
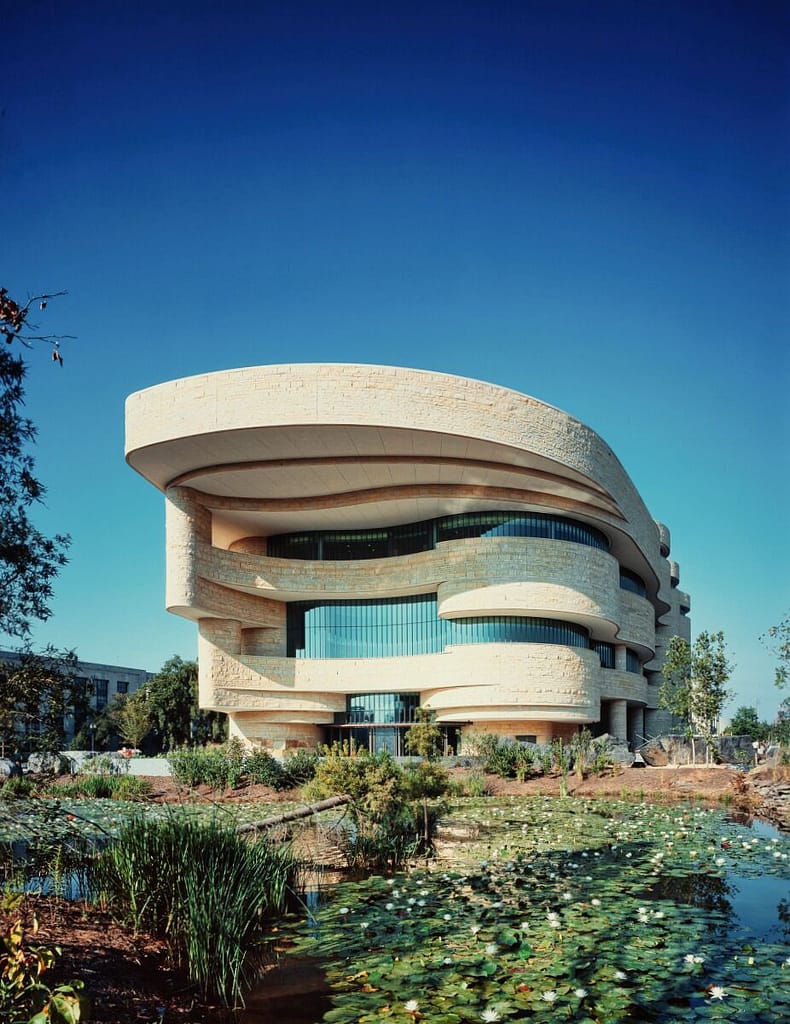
[
  {"left": 241, "top": 955, "right": 331, "bottom": 1024},
  {"left": 727, "top": 872, "right": 790, "bottom": 942},
  {"left": 647, "top": 869, "right": 790, "bottom": 942}
]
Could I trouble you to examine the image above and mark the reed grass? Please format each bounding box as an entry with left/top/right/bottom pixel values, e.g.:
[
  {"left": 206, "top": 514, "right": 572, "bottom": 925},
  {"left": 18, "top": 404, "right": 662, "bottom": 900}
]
[{"left": 91, "top": 813, "right": 300, "bottom": 1006}]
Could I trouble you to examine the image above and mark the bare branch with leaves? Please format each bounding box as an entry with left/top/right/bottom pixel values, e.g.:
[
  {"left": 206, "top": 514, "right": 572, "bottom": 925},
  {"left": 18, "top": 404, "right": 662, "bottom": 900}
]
[{"left": 0, "top": 288, "right": 74, "bottom": 364}]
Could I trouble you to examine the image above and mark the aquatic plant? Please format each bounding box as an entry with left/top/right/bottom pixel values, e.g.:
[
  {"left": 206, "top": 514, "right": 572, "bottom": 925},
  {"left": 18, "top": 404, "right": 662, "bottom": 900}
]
[
  {"left": 289, "top": 797, "right": 790, "bottom": 1022},
  {"left": 91, "top": 813, "right": 301, "bottom": 1005}
]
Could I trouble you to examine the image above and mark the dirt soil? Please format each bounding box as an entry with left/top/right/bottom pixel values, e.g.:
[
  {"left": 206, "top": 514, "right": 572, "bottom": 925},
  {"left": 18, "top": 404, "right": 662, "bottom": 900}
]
[{"left": 6, "top": 766, "right": 773, "bottom": 1023}]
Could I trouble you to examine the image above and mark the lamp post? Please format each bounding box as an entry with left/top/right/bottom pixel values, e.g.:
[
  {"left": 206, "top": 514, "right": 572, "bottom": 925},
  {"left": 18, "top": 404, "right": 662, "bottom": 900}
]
[{"left": 89, "top": 722, "right": 96, "bottom": 755}]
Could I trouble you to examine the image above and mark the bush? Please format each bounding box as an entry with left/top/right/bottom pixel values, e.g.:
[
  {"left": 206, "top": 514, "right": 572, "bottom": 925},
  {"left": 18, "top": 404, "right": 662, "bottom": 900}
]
[
  {"left": 111, "top": 776, "right": 151, "bottom": 801},
  {"left": 244, "top": 750, "right": 285, "bottom": 788},
  {"left": 280, "top": 748, "right": 318, "bottom": 788},
  {"left": 459, "top": 771, "right": 491, "bottom": 797},
  {"left": 0, "top": 776, "right": 37, "bottom": 799},
  {"left": 1, "top": 894, "right": 88, "bottom": 1023}
]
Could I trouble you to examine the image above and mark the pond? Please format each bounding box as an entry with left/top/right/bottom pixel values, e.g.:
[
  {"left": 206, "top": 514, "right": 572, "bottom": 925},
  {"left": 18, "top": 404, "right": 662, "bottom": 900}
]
[{"left": 249, "top": 797, "right": 790, "bottom": 1023}]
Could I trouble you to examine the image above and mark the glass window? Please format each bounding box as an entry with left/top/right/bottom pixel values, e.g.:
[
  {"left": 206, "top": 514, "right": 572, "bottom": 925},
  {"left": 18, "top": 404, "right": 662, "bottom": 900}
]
[
  {"left": 345, "top": 693, "right": 419, "bottom": 724},
  {"left": 269, "top": 510, "right": 609, "bottom": 561},
  {"left": 591, "top": 640, "right": 615, "bottom": 669},
  {"left": 626, "top": 650, "right": 641, "bottom": 674},
  {"left": 116, "top": 680, "right": 129, "bottom": 694},
  {"left": 619, "top": 569, "right": 647, "bottom": 597},
  {"left": 287, "top": 595, "right": 589, "bottom": 659},
  {"left": 94, "top": 679, "right": 109, "bottom": 709}
]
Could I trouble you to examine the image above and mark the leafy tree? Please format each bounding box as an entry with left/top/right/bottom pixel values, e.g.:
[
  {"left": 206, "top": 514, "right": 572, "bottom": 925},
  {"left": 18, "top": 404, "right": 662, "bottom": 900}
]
[
  {"left": 659, "top": 632, "right": 733, "bottom": 763},
  {"left": 0, "top": 647, "right": 81, "bottom": 756},
  {"left": 117, "top": 691, "right": 153, "bottom": 749},
  {"left": 404, "top": 709, "right": 449, "bottom": 844},
  {"left": 142, "top": 656, "right": 225, "bottom": 753},
  {"left": 0, "top": 350, "right": 70, "bottom": 637},
  {"left": 762, "top": 611, "right": 790, "bottom": 689},
  {"left": 72, "top": 693, "right": 149, "bottom": 752},
  {"left": 691, "top": 631, "right": 733, "bottom": 746},
  {"left": 727, "top": 706, "right": 768, "bottom": 741},
  {"left": 774, "top": 697, "right": 790, "bottom": 746},
  {"left": 658, "top": 636, "right": 695, "bottom": 750},
  {"left": 404, "top": 706, "right": 443, "bottom": 761},
  {"left": 0, "top": 289, "right": 72, "bottom": 640}
]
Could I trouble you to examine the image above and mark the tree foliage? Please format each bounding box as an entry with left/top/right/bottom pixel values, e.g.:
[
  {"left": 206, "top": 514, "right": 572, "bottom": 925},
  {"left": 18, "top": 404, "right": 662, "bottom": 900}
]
[
  {"left": 727, "top": 705, "right": 768, "bottom": 741},
  {"left": 117, "top": 692, "right": 153, "bottom": 749},
  {"left": 141, "top": 656, "right": 226, "bottom": 753},
  {"left": 0, "top": 647, "right": 82, "bottom": 756},
  {"left": 659, "top": 631, "right": 733, "bottom": 762},
  {"left": 0, "top": 288, "right": 71, "bottom": 638},
  {"left": 762, "top": 611, "right": 790, "bottom": 689},
  {"left": 404, "top": 706, "right": 443, "bottom": 761}
]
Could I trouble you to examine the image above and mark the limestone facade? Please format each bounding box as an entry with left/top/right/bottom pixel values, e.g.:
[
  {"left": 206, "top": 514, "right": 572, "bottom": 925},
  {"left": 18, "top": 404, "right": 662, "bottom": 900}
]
[{"left": 125, "top": 364, "right": 691, "bottom": 754}]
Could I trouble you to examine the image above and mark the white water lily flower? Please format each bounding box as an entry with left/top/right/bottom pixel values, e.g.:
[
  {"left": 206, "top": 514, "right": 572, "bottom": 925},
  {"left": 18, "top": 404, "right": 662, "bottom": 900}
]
[
  {"left": 591, "top": 898, "right": 601, "bottom": 907},
  {"left": 471, "top": 925, "right": 482, "bottom": 935},
  {"left": 480, "top": 1010, "right": 501, "bottom": 1022},
  {"left": 574, "top": 988, "right": 588, "bottom": 998},
  {"left": 385, "top": 903, "right": 394, "bottom": 911},
  {"left": 443, "top": 913, "right": 452, "bottom": 921},
  {"left": 485, "top": 943, "right": 498, "bottom": 955},
  {"left": 404, "top": 999, "right": 420, "bottom": 1012},
  {"left": 614, "top": 970, "right": 627, "bottom": 981},
  {"left": 709, "top": 986, "right": 727, "bottom": 1001},
  {"left": 542, "top": 990, "right": 557, "bottom": 1002},
  {"left": 338, "top": 906, "right": 350, "bottom": 915}
]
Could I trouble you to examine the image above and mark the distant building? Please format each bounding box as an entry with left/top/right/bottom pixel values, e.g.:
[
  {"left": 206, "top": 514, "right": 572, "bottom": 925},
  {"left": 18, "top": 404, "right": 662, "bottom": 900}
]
[
  {"left": 0, "top": 650, "right": 152, "bottom": 747},
  {"left": 126, "top": 364, "right": 691, "bottom": 756}
]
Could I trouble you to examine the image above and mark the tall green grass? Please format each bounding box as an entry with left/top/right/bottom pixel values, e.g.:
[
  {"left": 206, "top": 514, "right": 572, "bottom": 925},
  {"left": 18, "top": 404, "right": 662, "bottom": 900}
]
[{"left": 90, "top": 814, "right": 301, "bottom": 1006}]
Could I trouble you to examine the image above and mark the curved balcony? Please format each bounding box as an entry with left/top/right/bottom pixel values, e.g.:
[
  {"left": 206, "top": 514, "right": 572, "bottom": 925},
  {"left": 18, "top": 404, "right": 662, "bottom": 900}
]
[{"left": 198, "top": 641, "right": 603, "bottom": 723}]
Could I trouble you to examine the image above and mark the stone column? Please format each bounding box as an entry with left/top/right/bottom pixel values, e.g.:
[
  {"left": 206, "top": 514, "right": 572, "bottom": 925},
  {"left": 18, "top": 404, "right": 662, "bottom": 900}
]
[
  {"left": 629, "top": 705, "right": 645, "bottom": 746},
  {"left": 165, "top": 486, "right": 211, "bottom": 614},
  {"left": 609, "top": 699, "right": 628, "bottom": 742},
  {"left": 197, "top": 618, "right": 242, "bottom": 709}
]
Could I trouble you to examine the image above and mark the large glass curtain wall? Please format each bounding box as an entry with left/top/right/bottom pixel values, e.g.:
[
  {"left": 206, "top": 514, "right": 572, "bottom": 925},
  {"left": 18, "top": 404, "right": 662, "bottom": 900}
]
[
  {"left": 268, "top": 511, "right": 609, "bottom": 561},
  {"left": 287, "top": 594, "right": 593, "bottom": 659}
]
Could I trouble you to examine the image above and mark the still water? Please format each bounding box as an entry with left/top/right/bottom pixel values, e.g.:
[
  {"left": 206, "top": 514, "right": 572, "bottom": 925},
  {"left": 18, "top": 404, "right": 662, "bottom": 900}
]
[{"left": 240, "top": 812, "right": 790, "bottom": 1023}]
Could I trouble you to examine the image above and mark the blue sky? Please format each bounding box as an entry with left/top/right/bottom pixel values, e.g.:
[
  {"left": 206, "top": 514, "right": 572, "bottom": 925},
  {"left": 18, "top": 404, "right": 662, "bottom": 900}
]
[{"left": 2, "top": 1, "right": 788, "bottom": 718}]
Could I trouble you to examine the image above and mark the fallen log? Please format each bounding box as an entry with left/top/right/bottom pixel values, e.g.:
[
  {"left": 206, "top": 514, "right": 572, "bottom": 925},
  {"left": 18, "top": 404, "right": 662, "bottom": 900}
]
[{"left": 236, "top": 794, "right": 351, "bottom": 834}]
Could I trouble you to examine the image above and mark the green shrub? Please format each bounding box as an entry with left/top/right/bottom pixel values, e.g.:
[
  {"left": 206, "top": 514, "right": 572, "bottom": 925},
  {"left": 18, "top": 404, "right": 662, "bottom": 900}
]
[
  {"left": 1, "top": 894, "right": 88, "bottom": 1023},
  {"left": 461, "top": 771, "right": 491, "bottom": 797},
  {"left": 280, "top": 748, "right": 318, "bottom": 788},
  {"left": 91, "top": 815, "right": 300, "bottom": 1006},
  {"left": 462, "top": 731, "right": 500, "bottom": 762},
  {"left": 244, "top": 749, "right": 284, "bottom": 788},
  {"left": 477, "top": 739, "right": 536, "bottom": 780},
  {"left": 0, "top": 776, "right": 37, "bottom": 799},
  {"left": 111, "top": 775, "right": 151, "bottom": 801},
  {"left": 303, "top": 743, "right": 426, "bottom": 868},
  {"left": 75, "top": 774, "right": 114, "bottom": 799}
]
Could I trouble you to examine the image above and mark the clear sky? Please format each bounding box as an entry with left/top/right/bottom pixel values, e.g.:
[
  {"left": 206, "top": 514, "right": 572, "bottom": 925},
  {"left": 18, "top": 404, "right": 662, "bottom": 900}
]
[{"left": 2, "top": 1, "right": 788, "bottom": 719}]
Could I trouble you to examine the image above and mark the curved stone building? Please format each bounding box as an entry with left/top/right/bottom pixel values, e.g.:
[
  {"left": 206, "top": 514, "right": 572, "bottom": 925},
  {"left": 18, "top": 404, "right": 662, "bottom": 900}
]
[{"left": 125, "top": 364, "right": 691, "bottom": 755}]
